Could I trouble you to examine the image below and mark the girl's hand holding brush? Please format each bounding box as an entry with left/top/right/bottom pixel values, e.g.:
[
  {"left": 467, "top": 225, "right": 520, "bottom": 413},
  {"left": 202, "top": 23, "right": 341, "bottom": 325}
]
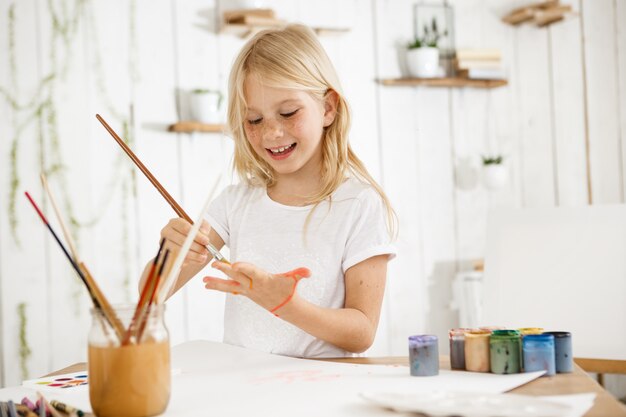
[
  {"left": 140, "top": 218, "right": 225, "bottom": 297},
  {"left": 160, "top": 218, "right": 213, "bottom": 266}
]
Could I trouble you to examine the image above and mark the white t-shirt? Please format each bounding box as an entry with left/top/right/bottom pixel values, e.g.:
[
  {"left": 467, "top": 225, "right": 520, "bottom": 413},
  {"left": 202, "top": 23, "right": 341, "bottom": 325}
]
[{"left": 205, "top": 177, "right": 396, "bottom": 358}]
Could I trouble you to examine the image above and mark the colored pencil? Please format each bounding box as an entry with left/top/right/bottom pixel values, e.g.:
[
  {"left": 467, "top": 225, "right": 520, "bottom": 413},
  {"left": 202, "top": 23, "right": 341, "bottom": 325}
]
[
  {"left": 39, "top": 175, "right": 125, "bottom": 341},
  {"left": 95, "top": 113, "right": 228, "bottom": 263},
  {"left": 50, "top": 400, "right": 84, "bottom": 417},
  {"left": 6, "top": 401, "right": 17, "bottom": 417},
  {"left": 35, "top": 393, "right": 62, "bottom": 417}
]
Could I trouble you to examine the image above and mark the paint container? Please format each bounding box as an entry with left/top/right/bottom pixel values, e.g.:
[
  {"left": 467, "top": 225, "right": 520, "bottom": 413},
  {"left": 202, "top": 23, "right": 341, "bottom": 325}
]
[
  {"left": 490, "top": 330, "right": 522, "bottom": 374},
  {"left": 544, "top": 331, "right": 573, "bottom": 373},
  {"left": 479, "top": 326, "right": 505, "bottom": 332},
  {"left": 408, "top": 335, "right": 439, "bottom": 376},
  {"left": 523, "top": 333, "right": 556, "bottom": 376},
  {"left": 449, "top": 328, "right": 470, "bottom": 370},
  {"left": 518, "top": 327, "right": 544, "bottom": 336},
  {"left": 88, "top": 305, "right": 170, "bottom": 417},
  {"left": 464, "top": 330, "right": 491, "bottom": 372}
]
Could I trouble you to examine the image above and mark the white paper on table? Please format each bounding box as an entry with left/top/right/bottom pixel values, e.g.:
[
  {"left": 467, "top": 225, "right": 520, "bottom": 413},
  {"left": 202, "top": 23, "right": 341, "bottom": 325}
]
[
  {"left": 163, "top": 340, "right": 548, "bottom": 417},
  {"left": 359, "top": 391, "right": 597, "bottom": 417}
]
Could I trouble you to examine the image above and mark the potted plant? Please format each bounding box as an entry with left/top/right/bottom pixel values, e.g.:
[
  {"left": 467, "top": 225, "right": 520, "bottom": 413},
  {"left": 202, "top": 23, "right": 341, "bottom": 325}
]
[
  {"left": 407, "top": 17, "right": 447, "bottom": 78},
  {"left": 189, "top": 89, "right": 223, "bottom": 123},
  {"left": 482, "top": 155, "right": 508, "bottom": 190}
]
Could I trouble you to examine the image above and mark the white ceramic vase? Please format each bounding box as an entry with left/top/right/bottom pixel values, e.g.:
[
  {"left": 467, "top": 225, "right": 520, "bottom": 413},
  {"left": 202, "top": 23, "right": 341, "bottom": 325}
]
[
  {"left": 407, "top": 47, "right": 440, "bottom": 78},
  {"left": 483, "top": 164, "right": 508, "bottom": 190},
  {"left": 189, "top": 91, "right": 222, "bottom": 123}
]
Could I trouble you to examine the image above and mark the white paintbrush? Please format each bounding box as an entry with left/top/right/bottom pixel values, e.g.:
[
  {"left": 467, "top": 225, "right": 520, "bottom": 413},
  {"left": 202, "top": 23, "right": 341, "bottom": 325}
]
[{"left": 157, "top": 175, "right": 222, "bottom": 303}]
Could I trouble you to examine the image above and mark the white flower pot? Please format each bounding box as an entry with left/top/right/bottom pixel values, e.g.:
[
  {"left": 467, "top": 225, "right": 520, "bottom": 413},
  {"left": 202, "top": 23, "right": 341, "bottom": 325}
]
[
  {"left": 189, "top": 91, "right": 222, "bottom": 123},
  {"left": 483, "top": 164, "right": 508, "bottom": 190},
  {"left": 407, "top": 47, "right": 440, "bottom": 78},
  {"left": 221, "top": 0, "right": 266, "bottom": 11}
]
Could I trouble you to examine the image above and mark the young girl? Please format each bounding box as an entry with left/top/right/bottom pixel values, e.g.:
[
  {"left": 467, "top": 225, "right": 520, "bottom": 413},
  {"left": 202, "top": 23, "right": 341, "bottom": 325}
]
[{"left": 144, "top": 24, "right": 396, "bottom": 358}]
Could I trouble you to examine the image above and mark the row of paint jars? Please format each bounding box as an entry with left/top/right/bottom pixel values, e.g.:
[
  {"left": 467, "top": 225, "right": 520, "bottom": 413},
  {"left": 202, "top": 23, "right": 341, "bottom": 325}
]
[{"left": 449, "top": 327, "right": 573, "bottom": 376}]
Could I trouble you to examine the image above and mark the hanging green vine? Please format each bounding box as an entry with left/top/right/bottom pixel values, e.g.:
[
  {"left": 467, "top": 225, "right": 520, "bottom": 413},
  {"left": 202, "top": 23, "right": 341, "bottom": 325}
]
[
  {"left": 17, "top": 302, "right": 31, "bottom": 380},
  {"left": 2, "top": 0, "right": 140, "bottom": 304}
]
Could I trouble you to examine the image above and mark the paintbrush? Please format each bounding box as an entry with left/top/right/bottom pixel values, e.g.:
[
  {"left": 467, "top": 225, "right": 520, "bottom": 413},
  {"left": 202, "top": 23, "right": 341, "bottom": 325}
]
[
  {"left": 136, "top": 249, "right": 170, "bottom": 343},
  {"left": 95, "top": 113, "right": 228, "bottom": 263},
  {"left": 39, "top": 174, "right": 126, "bottom": 341},
  {"left": 24, "top": 192, "right": 123, "bottom": 342},
  {"left": 123, "top": 239, "right": 165, "bottom": 345},
  {"left": 156, "top": 181, "right": 219, "bottom": 303}
]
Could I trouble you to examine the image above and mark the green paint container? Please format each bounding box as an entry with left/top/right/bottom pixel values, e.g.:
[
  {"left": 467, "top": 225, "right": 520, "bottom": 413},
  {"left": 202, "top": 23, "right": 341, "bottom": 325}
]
[{"left": 490, "top": 330, "right": 522, "bottom": 374}]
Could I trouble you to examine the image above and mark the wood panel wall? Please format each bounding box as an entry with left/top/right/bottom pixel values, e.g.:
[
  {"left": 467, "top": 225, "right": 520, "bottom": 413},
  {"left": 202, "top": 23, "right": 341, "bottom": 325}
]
[{"left": 0, "top": 0, "right": 624, "bottom": 395}]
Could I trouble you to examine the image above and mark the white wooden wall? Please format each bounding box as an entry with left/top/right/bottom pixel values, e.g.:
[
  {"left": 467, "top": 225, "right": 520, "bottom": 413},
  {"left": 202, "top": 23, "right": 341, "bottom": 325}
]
[{"left": 1, "top": 0, "right": 625, "bottom": 396}]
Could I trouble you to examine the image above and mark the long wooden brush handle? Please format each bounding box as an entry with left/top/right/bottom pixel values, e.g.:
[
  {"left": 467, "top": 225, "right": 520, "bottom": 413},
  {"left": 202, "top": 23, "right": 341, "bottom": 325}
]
[
  {"left": 40, "top": 174, "right": 80, "bottom": 262},
  {"left": 122, "top": 262, "right": 156, "bottom": 345},
  {"left": 95, "top": 114, "right": 190, "bottom": 221},
  {"left": 79, "top": 263, "right": 126, "bottom": 342},
  {"left": 25, "top": 192, "right": 123, "bottom": 343},
  {"left": 137, "top": 250, "right": 170, "bottom": 342},
  {"left": 123, "top": 240, "right": 164, "bottom": 345},
  {"left": 96, "top": 114, "right": 228, "bottom": 263}
]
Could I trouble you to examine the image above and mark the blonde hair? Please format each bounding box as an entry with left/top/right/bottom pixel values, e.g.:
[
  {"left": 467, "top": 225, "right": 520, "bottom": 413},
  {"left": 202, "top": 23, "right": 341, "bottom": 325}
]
[{"left": 227, "top": 24, "right": 396, "bottom": 236}]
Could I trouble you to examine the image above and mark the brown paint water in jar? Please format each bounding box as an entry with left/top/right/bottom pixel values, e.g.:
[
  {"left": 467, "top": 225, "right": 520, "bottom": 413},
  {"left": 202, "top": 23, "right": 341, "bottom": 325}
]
[{"left": 88, "top": 305, "right": 170, "bottom": 417}]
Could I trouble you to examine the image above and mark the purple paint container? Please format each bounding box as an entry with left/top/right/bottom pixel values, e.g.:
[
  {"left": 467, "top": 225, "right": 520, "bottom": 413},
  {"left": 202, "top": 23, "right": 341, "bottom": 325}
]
[{"left": 408, "top": 335, "right": 439, "bottom": 376}]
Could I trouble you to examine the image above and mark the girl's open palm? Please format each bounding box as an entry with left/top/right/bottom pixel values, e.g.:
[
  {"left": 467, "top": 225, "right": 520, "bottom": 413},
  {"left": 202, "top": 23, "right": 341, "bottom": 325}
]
[{"left": 203, "top": 262, "right": 311, "bottom": 314}]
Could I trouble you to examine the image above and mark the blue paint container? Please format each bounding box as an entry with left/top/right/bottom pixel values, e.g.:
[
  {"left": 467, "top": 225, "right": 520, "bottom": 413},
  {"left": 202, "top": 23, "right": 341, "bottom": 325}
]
[
  {"left": 544, "top": 331, "right": 573, "bottom": 373},
  {"left": 523, "top": 333, "right": 556, "bottom": 376},
  {"left": 409, "top": 335, "right": 439, "bottom": 376}
]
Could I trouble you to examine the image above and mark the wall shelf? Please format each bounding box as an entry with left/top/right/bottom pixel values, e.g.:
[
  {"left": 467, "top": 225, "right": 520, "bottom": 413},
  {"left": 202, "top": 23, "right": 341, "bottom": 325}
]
[
  {"left": 378, "top": 77, "right": 508, "bottom": 89},
  {"left": 220, "top": 23, "right": 350, "bottom": 39},
  {"left": 220, "top": 8, "right": 350, "bottom": 38},
  {"left": 168, "top": 121, "right": 225, "bottom": 133}
]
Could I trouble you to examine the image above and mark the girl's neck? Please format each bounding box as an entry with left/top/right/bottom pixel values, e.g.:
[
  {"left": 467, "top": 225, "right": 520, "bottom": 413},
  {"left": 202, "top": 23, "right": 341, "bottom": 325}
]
[{"left": 268, "top": 174, "right": 321, "bottom": 206}]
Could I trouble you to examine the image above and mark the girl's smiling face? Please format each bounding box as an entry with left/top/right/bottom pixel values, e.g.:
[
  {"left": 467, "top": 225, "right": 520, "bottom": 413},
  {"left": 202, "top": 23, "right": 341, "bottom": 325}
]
[{"left": 243, "top": 74, "right": 337, "bottom": 179}]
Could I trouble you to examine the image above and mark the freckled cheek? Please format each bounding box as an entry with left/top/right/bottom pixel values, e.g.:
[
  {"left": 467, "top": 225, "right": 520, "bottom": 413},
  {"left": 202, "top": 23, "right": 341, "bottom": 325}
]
[
  {"left": 244, "top": 126, "right": 262, "bottom": 146},
  {"left": 282, "top": 117, "right": 306, "bottom": 135}
]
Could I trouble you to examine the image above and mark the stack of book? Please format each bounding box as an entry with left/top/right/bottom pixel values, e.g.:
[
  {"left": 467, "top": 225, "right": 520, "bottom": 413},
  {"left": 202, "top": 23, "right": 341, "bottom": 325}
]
[
  {"left": 223, "top": 8, "right": 284, "bottom": 27},
  {"left": 454, "top": 49, "right": 505, "bottom": 80},
  {"left": 502, "top": 0, "right": 573, "bottom": 27}
]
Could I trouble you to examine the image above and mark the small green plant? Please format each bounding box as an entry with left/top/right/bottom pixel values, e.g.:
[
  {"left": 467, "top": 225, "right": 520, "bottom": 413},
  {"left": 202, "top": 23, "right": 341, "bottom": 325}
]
[
  {"left": 482, "top": 155, "right": 504, "bottom": 165},
  {"left": 191, "top": 88, "right": 223, "bottom": 108},
  {"left": 408, "top": 17, "right": 448, "bottom": 49},
  {"left": 18, "top": 302, "right": 31, "bottom": 380}
]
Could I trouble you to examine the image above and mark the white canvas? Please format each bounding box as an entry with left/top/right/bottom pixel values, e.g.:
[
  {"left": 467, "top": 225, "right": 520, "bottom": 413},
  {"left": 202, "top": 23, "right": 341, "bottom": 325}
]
[{"left": 483, "top": 205, "right": 626, "bottom": 360}]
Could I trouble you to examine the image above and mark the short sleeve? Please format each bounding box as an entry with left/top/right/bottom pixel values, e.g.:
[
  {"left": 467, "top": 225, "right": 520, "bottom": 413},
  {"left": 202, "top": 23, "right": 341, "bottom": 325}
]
[
  {"left": 342, "top": 188, "right": 397, "bottom": 273},
  {"left": 205, "top": 185, "right": 234, "bottom": 247}
]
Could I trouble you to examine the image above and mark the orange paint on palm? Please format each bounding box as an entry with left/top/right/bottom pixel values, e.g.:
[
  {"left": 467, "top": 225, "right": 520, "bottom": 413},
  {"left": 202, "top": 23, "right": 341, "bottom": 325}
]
[
  {"left": 283, "top": 267, "right": 311, "bottom": 279},
  {"left": 270, "top": 267, "right": 312, "bottom": 316}
]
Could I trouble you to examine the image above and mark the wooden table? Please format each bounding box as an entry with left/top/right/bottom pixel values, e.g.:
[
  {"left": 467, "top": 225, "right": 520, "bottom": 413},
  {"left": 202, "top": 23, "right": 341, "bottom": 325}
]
[{"left": 50, "top": 356, "right": 626, "bottom": 417}]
